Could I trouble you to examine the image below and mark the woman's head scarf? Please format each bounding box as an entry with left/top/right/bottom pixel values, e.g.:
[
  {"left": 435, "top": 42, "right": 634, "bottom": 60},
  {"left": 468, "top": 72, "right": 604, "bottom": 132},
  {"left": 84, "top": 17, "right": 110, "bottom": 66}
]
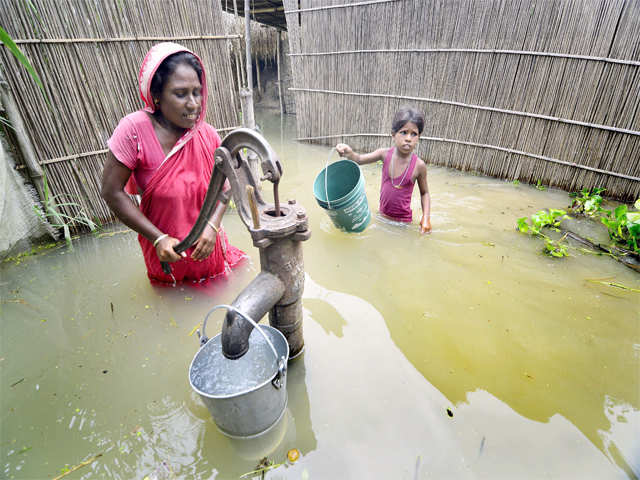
[
  {"left": 137, "top": 42, "right": 208, "bottom": 127},
  {"left": 136, "top": 42, "right": 208, "bottom": 162}
]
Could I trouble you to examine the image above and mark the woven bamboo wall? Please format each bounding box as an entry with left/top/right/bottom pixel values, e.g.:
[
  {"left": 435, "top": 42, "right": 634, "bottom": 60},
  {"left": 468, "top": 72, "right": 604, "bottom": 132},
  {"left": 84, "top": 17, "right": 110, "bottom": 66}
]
[
  {"left": 284, "top": 0, "right": 640, "bottom": 201},
  {"left": 0, "top": 0, "right": 241, "bottom": 229}
]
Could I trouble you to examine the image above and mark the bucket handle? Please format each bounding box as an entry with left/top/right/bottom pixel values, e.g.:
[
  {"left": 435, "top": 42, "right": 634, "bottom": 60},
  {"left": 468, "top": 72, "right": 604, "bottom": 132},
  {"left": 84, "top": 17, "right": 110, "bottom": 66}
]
[
  {"left": 199, "top": 304, "right": 287, "bottom": 389},
  {"left": 324, "top": 147, "right": 341, "bottom": 210}
]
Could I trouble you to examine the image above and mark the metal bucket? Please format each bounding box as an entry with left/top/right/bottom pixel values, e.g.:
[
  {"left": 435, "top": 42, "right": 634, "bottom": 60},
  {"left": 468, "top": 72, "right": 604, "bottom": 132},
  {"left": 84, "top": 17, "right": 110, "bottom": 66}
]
[{"left": 189, "top": 305, "right": 289, "bottom": 437}]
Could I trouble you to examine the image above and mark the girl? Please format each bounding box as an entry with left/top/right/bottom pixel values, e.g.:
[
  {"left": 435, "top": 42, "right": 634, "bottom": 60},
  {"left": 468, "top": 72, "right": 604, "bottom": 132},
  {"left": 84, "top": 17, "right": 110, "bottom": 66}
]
[{"left": 336, "top": 107, "right": 431, "bottom": 233}]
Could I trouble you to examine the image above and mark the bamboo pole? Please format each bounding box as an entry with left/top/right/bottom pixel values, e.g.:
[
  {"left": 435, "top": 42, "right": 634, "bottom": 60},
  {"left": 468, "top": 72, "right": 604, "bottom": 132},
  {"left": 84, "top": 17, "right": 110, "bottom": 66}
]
[
  {"left": 288, "top": 48, "right": 640, "bottom": 67},
  {"left": 289, "top": 87, "right": 640, "bottom": 137},
  {"left": 52, "top": 453, "right": 103, "bottom": 480},
  {"left": 293, "top": 132, "right": 640, "bottom": 182},
  {"left": 12, "top": 34, "right": 241, "bottom": 44},
  {"left": 250, "top": 6, "right": 285, "bottom": 14},
  {"left": 277, "top": 30, "right": 283, "bottom": 115},
  {"left": 14, "top": 125, "right": 241, "bottom": 169},
  {"left": 284, "top": 0, "right": 401, "bottom": 14},
  {"left": 242, "top": 0, "right": 255, "bottom": 129},
  {"left": 232, "top": 0, "right": 246, "bottom": 87}
]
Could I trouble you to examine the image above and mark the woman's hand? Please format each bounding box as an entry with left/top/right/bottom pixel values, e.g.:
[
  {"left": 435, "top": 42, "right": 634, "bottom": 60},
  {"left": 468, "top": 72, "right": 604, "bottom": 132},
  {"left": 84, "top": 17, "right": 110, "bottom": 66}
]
[
  {"left": 156, "top": 236, "right": 185, "bottom": 262},
  {"left": 335, "top": 143, "right": 353, "bottom": 157},
  {"left": 420, "top": 217, "right": 432, "bottom": 234},
  {"left": 191, "top": 224, "right": 217, "bottom": 261}
]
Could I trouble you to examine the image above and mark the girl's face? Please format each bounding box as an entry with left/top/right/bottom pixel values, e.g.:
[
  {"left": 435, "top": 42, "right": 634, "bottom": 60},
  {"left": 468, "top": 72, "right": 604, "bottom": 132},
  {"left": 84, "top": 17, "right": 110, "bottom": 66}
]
[
  {"left": 392, "top": 121, "right": 420, "bottom": 155},
  {"left": 156, "top": 63, "right": 202, "bottom": 131}
]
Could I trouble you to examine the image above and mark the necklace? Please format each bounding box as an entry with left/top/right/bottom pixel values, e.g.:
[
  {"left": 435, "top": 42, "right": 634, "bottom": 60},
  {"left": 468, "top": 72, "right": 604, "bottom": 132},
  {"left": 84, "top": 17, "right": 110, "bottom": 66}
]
[{"left": 390, "top": 152, "right": 410, "bottom": 189}]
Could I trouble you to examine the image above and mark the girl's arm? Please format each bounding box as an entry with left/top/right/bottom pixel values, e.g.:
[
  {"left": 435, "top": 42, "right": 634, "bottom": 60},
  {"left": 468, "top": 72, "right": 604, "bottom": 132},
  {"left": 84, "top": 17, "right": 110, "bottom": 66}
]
[
  {"left": 336, "top": 144, "right": 386, "bottom": 165},
  {"left": 100, "top": 151, "right": 184, "bottom": 262},
  {"left": 416, "top": 161, "right": 431, "bottom": 234}
]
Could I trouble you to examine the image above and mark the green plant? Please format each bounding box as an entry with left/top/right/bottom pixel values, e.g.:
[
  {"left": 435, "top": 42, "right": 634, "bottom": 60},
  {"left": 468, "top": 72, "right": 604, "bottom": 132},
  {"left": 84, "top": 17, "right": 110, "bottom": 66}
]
[
  {"left": 544, "top": 236, "right": 569, "bottom": 257},
  {"left": 569, "top": 187, "right": 606, "bottom": 217},
  {"left": 517, "top": 209, "right": 570, "bottom": 257},
  {"left": 517, "top": 208, "right": 568, "bottom": 235},
  {"left": 600, "top": 200, "right": 640, "bottom": 253},
  {"left": 33, "top": 173, "right": 99, "bottom": 246},
  {"left": 2, "top": 241, "right": 58, "bottom": 265},
  {"left": 535, "top": 180, "right": 546, "bottom": 191}
]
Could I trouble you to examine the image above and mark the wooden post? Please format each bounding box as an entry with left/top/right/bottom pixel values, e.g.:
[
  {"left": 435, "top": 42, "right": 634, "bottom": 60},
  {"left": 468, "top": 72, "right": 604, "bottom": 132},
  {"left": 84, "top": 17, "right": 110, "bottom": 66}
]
[
  {"left": 0, "top": 71, "right": 45, "bottom": 201},
  {"left": 239, "top": 88, "right": 255, "bottom": 129},
  {"left": 0, "top": 69, "right": 61, "bottom": 240}
]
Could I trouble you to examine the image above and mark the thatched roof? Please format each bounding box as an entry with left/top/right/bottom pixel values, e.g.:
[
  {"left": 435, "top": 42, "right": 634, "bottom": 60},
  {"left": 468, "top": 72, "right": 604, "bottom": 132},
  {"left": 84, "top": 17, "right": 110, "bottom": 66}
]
[
  {"left": 220, "top": 0, "right": 285, "bottom": 30},
  {"left": 223, "top": 12, "right": 279, "bottom": 63}
]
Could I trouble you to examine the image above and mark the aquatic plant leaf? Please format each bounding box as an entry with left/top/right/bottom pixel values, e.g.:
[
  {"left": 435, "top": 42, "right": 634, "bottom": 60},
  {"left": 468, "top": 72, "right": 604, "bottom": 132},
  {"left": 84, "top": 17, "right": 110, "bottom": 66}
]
[
  {"left": 614, "top": 204, "right": 628, "bottom": 220},
  {"left": 516, "top": 217, "right": 529, "bottom": 233}
]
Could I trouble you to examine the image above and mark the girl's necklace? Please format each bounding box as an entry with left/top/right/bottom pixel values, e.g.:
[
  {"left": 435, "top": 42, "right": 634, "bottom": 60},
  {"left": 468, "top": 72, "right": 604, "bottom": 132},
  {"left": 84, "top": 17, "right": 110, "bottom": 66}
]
[{"left": 390, "top": 152, "right": 410, "bottom": 189}]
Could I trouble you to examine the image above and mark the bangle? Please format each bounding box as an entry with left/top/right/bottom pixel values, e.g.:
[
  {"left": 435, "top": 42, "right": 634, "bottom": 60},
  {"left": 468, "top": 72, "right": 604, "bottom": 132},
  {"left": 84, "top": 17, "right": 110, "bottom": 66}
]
[
  {"left": 207, "top": 220, "right": 219, "bottom": 234},
  {"left": 153, "top": 233, "right": 168, "bottom": 247}
]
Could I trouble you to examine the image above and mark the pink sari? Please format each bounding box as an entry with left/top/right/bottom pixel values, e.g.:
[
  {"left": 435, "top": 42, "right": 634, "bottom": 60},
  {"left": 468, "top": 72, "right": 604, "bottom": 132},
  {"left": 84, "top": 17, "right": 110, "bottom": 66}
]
[{"left": 134, "top": 42, "right": 246, "bottom": 284}]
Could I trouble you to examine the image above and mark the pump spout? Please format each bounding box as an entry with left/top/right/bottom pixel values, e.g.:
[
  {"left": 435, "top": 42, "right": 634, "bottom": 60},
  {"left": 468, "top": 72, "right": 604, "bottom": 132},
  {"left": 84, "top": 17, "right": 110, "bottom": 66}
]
[{"left": 221, "top": 272, "right": 285, "bottom": 359}]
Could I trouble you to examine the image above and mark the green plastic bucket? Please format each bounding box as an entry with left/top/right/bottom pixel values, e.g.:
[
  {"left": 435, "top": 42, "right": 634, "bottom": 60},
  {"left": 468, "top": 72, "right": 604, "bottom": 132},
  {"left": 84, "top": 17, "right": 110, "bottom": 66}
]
[{"left": 313, "top": 158, "right": 371, "bottom": 232}]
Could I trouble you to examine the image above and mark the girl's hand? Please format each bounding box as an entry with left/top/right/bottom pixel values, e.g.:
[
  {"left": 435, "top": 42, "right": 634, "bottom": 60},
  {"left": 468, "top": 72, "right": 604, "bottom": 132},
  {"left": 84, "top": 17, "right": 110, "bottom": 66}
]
[
  {"left": 335, "top": 143, "right": 353, "bottom": 157},
  {"left": 191, "top": 225, "right": 217, "bottom": 261},
  {"left": 420, "top": 218, "right": 432, "bottom": 234},
  {"left": 156, "top": 236, "right": 185, "bottom": 262}
]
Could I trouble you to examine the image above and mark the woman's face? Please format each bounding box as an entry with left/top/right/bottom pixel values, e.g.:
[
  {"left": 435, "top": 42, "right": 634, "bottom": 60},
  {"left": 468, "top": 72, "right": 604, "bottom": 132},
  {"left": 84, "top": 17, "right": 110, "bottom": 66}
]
[{"left": 156, "top": 63, "right": 202, "bottom": 131}]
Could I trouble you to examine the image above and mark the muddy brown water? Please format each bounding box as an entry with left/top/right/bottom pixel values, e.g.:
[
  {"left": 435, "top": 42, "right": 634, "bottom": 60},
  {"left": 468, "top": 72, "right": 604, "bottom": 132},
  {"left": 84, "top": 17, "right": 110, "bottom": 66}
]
[{"left": 1, "top": 110, "right": 638, "bottom": 479}]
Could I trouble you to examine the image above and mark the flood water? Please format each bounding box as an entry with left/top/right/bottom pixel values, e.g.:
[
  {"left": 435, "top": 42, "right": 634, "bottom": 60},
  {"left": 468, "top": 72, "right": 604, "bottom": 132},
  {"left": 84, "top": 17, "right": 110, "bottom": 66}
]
[{"left": 1, "top": 109, "right": 639, "bottom": 479}]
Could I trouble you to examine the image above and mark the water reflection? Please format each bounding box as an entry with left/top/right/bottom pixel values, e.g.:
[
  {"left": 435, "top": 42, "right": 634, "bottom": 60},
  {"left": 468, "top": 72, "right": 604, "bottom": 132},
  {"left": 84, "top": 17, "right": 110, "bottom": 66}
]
[
  {"left": 600, "top": 395, "right": 640, "bottom": 478},
  {"left": 181, "top": 354, "right": 316, "bottom": 479},
  {"left": 301, "top": 273, "right": 628, "bottom": 479}
]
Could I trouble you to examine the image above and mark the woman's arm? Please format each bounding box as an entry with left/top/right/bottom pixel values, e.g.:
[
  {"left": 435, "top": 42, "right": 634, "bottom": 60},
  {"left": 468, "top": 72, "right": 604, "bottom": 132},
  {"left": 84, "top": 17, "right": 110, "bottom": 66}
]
[
  {"left": 416, "top": 161, "right": 431, "bottom": 234},
  {"left": 100, "top": 151, "right": 184, "bottom": 262},
  {"left": 191, "top": 198, "right": 227, "bottom": 261},
  {"left": 336, "top": 144, "right": 386, "bottom": 165}
]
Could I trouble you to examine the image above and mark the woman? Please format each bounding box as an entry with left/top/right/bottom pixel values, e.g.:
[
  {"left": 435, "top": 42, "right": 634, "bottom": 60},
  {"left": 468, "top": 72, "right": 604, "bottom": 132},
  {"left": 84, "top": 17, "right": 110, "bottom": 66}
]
[{"left": 101, "top": 42, "right": 246, "bottom": 284}]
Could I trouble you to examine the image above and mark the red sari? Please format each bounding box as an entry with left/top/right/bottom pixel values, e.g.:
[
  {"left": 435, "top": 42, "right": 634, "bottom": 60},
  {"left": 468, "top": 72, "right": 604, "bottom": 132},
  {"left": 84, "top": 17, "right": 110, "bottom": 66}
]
[
  {"left": 139, "top": 123, "right": 246, "bottom": 284},
  {"left": 110, "top": 42, "right": 246, "bottom": 284}
]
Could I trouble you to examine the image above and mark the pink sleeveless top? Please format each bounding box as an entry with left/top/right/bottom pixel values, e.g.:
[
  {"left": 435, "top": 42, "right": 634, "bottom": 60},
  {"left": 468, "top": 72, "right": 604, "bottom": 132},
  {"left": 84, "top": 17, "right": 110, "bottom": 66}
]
[{"left": 379, "top": 148, "right": 417, "bottom": 222}]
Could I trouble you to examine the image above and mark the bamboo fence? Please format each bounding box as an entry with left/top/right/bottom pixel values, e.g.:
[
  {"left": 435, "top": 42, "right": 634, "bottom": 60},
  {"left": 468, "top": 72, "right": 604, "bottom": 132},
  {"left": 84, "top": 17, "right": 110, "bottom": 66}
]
[
  {"left": 284, "top": 0, "right": 640, "bottom": 201},
  {"left": 0, "top": 0, "right": 241, "bottom": 230}
]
